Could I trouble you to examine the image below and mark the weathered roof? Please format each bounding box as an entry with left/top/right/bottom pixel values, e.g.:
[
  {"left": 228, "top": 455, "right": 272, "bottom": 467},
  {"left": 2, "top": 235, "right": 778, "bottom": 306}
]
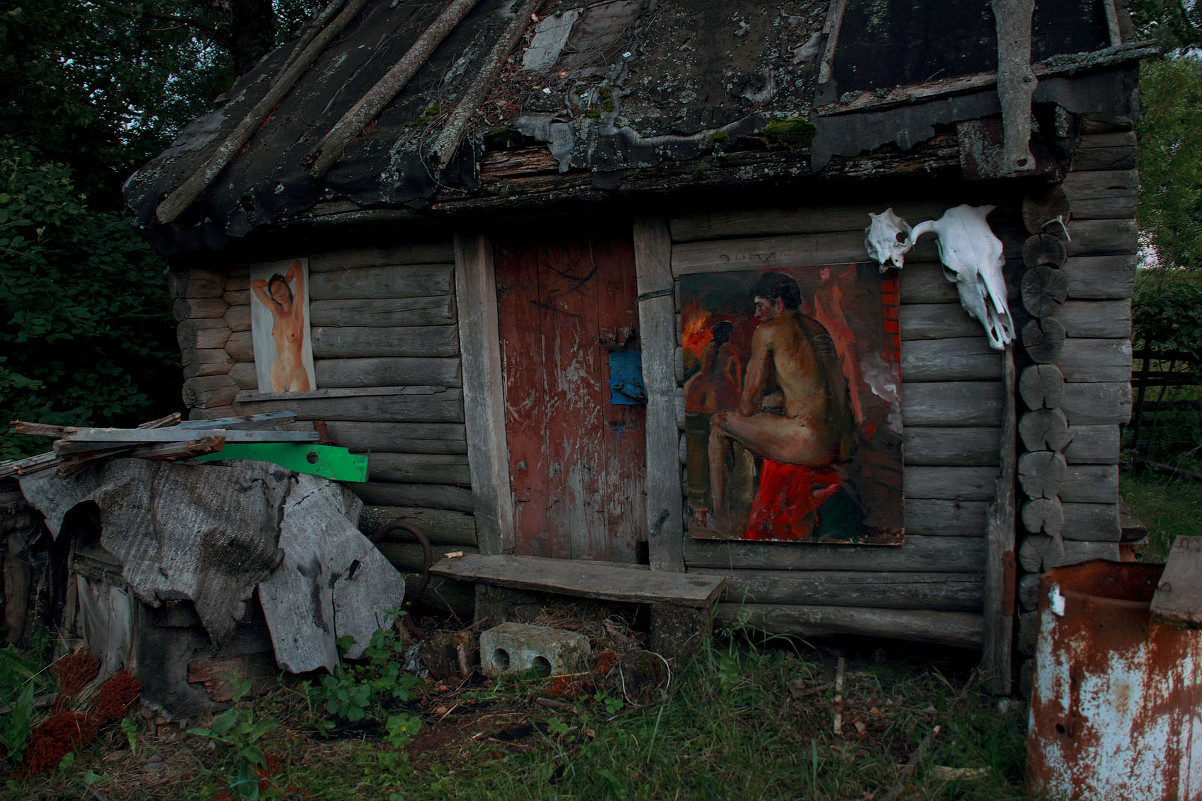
[{"left": 124, "top": 0, "right": 1151, "bottom": 254}]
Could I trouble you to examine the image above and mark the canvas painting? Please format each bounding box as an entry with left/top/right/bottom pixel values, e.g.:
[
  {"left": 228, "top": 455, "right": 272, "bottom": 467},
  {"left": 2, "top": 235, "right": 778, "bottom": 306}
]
[
  {"left": 682, "top": 266, "right": 904, "bottom": 544},
  {"left": 250, "top": 258, "right": 316, "bottom": 394}
]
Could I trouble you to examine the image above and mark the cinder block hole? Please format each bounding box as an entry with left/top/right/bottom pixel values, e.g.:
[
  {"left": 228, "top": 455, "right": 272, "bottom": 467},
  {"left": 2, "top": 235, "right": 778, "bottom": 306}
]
[
  {"left": 532, "top": 656, "right": 552, "bottom": 677},
  {"left": 494, "top": 648, "right": 511, "bottom": 671}
]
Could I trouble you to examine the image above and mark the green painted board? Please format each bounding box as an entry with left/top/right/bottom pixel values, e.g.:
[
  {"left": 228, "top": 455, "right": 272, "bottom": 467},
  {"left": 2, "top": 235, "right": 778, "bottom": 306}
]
[{"left": 194, "top": 443, "right": 368, "bottom": 482}]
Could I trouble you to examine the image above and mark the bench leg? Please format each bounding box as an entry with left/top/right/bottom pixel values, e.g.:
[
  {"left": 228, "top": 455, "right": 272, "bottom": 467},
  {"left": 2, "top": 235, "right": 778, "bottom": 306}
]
[{"left": 649, "top": 602, "right": 712, "bottom": 662}]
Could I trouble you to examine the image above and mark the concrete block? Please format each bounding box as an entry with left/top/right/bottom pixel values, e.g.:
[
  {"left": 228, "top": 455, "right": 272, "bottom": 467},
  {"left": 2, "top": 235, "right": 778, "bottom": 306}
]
[{"left": 479, "top": 622, "right": 590, "bottom": 678}]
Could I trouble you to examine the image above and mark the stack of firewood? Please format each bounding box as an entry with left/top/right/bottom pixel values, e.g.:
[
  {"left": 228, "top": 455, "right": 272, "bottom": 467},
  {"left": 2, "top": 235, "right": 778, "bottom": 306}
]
[{"left": 2, "top": 412, "right": 316, "bottom": 479}]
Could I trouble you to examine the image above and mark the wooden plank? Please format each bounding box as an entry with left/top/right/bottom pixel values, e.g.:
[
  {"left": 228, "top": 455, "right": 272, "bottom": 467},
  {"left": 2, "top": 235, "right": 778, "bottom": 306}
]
[
  {"left": 902, "top": 382, "right": 1004, "bottom": 427},
  {"left": 904, "top": 499, "right": 988, "bottom": 537},
  {"left": 319, "top": 421, "right": 466, "bottom": 454},
  {"left": 1071, "top": 131, "right": 1137, "bottom": 171},
  {"left": 635, "top": 217, "right": 684, "bottom": 572},
  {"left": 309, "top": 296, "right": 455, "bottom": 328},
  {"left": 671, "top": 231, "right": 870, "bottom": 276},
  {"left": 693, "top": 569, "right": 984, "bottom": 611},
  {"left": 453, "top": 232, "right": 513, "bottom": 555},
  {"left": 314, "top": 357, "right": 461, "bottom": 388},
  {"left": 668, "top": 201, "right": 949, "bottom": 243},
  {"left": 1062, "top": 255, "right": 1136, "bottom": 299},
  {"left": 1062, "top": 502, "right": 1121, "bottom": 542},
  {"left": 368, "top": 453, "right": 471, "bottom": 486},
  {"left": 715, "top": 604, "right": 983, "bottom": 649},
  {"left": 982, "top": 348, "right": 1016, "bottom": 695},
  {"left": 308, "top": 242, "right": 455, "bottom": 271},
  {"left": 235, "top": 387, "right": 464, "bottom": 423},
  {"left": 1057, "top": 338, "right": 1132, "bottom": 383},
  {"left": 308, "top": 264, "right": 454, "bottom": 299},
  {"left": 900, "top": 303, "right": 982, "bottom": 340},
  {"left": 903, "top": 427, "right": 1001, "bottom": 466},
  {"left": 683, "top": 535, "right": 984, "bottom": 572},
  {"left": 352, "top": 481, "right": 475, "bottom": 512},
  {"left": 901, "top": 338, "right": 1003, "bottom": 382},
  {"left": 1061, "top": 464, "right": 1118, "bottom": 504},
  {"left": 311, "top": 325, "right": 459, "bottom": 358},
  {"left": 1066, "top": 219, "right": 1138, "bottom": 256},
  {"left": 1151, "top": 537, "right": 1202, "bottom": 629},
  {"left": 358, "top": 505, "right": 477, "bottom": 546},
  {"left": 431, "top": 554, "right": 724, "bottom": 607},
  {"left": 1061, "top": 169, "right": 1138, "bottom": 220},
  {"left": 904, "top": 466, "right": 1001, "bottom": 501},
  {"left": 1065, "top": 424, "right": 1120, "bottom": 464},
  {"left": 57, "top": 427, "right": 316, "bottom": 444},
  {"left": 1061, "top": 382, "right": 1131, "bottom": 425},
  {"left": 1051, "top": 299, "right": 1131, "bottom": 338},
  {"left": 173, "top": 411, "right": 295, "bottom": 429}
]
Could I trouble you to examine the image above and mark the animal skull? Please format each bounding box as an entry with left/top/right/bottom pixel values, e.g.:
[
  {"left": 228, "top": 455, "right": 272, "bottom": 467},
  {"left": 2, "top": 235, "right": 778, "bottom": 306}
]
[
  {"left": 864, "top": 208, "right": 914, "bottom": 270},
  {"left": 909, "top": 204, "right": 1015, "bottom": 350}
]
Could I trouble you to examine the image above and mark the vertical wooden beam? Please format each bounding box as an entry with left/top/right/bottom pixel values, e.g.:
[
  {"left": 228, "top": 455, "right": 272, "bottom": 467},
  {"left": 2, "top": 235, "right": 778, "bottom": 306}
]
[
  {"left": 983, "top": 348, "right": 1017, "bottom": 695},
  {"left": 992, "top": 0, "right": 1038, "bottom": 175},
  {"left": 454, "top": 232, "right": 513, "bottom": 555},
  {"left": 634, "top": 218, "right": 685, "bottom": 572},
  {"left": 817, "top": 0, "right": 849, "bottom": 87}
]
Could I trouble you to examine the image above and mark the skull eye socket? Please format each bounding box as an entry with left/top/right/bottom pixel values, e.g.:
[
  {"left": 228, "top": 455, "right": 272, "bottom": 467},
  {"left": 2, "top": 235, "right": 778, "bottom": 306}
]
[{"left": 895, "top": 232, "right": 907, "bottom": 244}]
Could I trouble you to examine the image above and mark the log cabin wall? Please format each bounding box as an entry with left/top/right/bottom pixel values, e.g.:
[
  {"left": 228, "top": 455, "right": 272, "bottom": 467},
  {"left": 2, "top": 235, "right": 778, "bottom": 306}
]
[{"left": 170, "top": 239, "right": 477, "bottom": 613}]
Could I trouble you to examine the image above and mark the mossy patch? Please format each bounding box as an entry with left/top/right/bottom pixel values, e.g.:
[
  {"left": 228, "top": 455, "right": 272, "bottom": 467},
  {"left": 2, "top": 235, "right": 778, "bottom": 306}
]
[{"left": 760, "top": 118, "right": 818, "bottom": 148}]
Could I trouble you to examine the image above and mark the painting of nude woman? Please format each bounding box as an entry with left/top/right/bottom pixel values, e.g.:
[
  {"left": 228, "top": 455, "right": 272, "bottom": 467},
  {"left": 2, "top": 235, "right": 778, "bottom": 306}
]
[
  {"left": 682, "top": 265, "right": 904, "bottom": 545},
  {"left": 250, "top": 258, "right": 316, "bottom": 393}
]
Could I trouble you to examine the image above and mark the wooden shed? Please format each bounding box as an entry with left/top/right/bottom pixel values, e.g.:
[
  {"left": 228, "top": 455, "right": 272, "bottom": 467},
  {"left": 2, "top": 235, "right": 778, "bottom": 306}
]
[{"left": 124, "top": 0, "right": 1151, "bottom": 691}]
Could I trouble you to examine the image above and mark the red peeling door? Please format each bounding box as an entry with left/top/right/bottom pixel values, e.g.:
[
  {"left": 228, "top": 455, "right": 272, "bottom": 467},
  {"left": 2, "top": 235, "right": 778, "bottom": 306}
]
[{"left": 494, "top": 226, "right": 647, "bottom": 563}]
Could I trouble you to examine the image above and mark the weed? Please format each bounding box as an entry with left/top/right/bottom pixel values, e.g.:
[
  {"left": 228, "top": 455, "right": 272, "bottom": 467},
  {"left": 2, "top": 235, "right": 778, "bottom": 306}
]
[{"left": 187, "top": 674, "right": 279, "bottom": 800}]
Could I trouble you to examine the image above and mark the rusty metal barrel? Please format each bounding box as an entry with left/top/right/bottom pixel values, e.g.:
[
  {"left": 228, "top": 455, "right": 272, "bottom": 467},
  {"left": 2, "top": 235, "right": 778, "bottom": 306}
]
[{"left": 1027, "top": 559, "right": 1202, "bottom": 801}]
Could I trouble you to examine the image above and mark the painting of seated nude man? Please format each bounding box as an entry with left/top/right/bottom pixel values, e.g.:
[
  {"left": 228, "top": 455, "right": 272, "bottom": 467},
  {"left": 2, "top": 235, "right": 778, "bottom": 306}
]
[{"left": 681, "top": 266, "right": 903, "bottom": 544}]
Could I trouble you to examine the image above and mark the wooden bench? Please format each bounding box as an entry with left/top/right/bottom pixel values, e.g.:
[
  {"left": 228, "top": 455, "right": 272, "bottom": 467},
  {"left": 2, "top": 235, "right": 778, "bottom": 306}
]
[{"left": 430, "top": 554, "right": 725, "bottom": 660}]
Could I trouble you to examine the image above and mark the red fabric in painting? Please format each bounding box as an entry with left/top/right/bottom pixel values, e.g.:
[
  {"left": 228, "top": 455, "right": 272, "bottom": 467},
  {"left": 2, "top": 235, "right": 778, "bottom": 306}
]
[{"left": 743, "top": 460, "right": 843, "bottom": 540}]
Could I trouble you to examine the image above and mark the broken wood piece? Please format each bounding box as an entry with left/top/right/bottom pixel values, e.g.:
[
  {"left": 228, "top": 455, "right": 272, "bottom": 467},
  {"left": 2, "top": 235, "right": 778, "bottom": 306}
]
[
  {"left": 137, "top": 412, "right": 183, "bottom": 429},
  {"left": 832, "top": 655, "right": 845, "bottom": 736},
  {"left": 0, "top": 451, "right": 58, "bottom": 478},
  {"left": 172, "top": 411, "right": 297, "bottom": 430},
  {"left": 1151, "top": 536, "right": 1202, "bottom": 629},
  {"left": 129, "top": 436, "right": 225, "bottom": 461},
  {"left": 57, "top": 427, "right": 318, "bottom": 444},
  {"left": 9, "top": 421, "right": 71, "bottom": 438}
]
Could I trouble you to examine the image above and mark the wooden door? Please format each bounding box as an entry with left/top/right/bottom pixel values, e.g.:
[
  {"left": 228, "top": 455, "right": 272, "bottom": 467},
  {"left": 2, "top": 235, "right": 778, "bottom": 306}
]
[{"left": 494, "top": 226, "right": 647, "bottom": 563}]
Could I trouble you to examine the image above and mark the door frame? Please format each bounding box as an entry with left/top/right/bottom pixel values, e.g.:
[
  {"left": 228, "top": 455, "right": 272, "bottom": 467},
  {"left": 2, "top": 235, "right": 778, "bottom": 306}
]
[{"left": 454, "top": 220, "right": 684, "bottom": 570}]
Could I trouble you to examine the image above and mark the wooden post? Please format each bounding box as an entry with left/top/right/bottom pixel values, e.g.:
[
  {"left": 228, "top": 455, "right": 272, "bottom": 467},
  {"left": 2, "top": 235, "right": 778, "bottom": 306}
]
[
  {"left": 634, "top": 217, "right": 684, "bottom": 572},
  {"left": 983, "top": 348, "right": 1017, "bottom": 695},
  {"left": 454, "top": 232, "right": 514, "bottom": 555}
]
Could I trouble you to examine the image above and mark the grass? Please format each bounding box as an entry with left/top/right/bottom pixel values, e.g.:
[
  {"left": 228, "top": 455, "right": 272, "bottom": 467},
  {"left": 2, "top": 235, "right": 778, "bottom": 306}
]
[
  {"left": 9, "top": 632, "right": 1031, "bottom": 801},
  {"left": 1121, "top": 456, "right": 1202, "bottom": 562}
]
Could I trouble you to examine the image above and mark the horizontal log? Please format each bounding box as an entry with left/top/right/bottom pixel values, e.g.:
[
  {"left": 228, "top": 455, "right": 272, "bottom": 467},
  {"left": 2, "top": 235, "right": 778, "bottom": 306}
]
[
  {"left": 1061, "top": 169, "right": 1138, "bottom": 220},
  {"left": 1062, "top": 255, "right": 1136, "bottom": 299},
  {"left": 715, "top": 604, "right": 983, "bottom": 648},
  {"left": 309, "top": 264, "right": 454, "bottom": 299},
  {"left": 1022, "top": 234, "right": 1068, "bottom": 269},
  {"left": 187, "top": 405, "right": 237, "bottom": 421},
  {"left": 225, "top": 304, "right": 251, "bottom": 332},
  {"left": 902, "top": 338, "right": 1002, "bottom": 381},
  {"left": 309, "top": 296, "right": 456, "bottom": 328},
  {"left": 904, "top": 466, "right": 1000, "bottom": 501},
  {"left": 1066, "top": 219, "right": 1138, "bottom": 256},
  {"left": 1061, "top": 464, "right": 1118, "bottom": 504},
  {"left": 668, "top": 201, "right": 950, "bottom": 243},
  {"left": 693, "top": 569, "right": 983, "bottom": 611},
  {"left": 902, "top": 381, "right": 1003, "bottom": 427},
  {"left": 1061, "top": 382, "right": 1131, "bottom": 425},
  {"left": 903, "top": 499, "right": 988, "bottom": 537},
  {"left": 683, "top": 535, "right": 984, "bottom": 572},
  {"left": 1050, "top": 299, "right": 1131, "bottom": 338},
  {"left": 224, "top": 330, "right": 253, "bottom": 362},
  {"left": 1071, "top": 131, "right": 1137, "bottom": 171},
  {"left": 1064, "top": 424, "right": 1120, "bottom": 465},
  {"left": 671, "top": 231, "right": 874, "bottom": 276},
  {"left": 181, "top": 375, "right": 237, "bottom": 409},
  {"left": 376, "top": 543, "right": 479, "bottom": 573},
  {"left": 229, "top": 362, "right": 257, "bottom": 390},
  {"left": 177, "top": 319, "right": 231, "bottom": 351},
  {"left": 368, "top": 453, "right": 471, "bottom": 486},
  {"left": 225, "top": 275, "right": 249, "bottom": 295},
  {"left": 319, "top": 421, "right": 467, "bottom": 454},
  {"left": 180, "top": 347, "right": 234, "bottom": 378},
  {"left": 1018, "top": 535, "right": 1119, "bottom": 572},
  {"left": 1062, "top": 502, "right": 1121, "bottom": 542},
  {"left": 1022, "top": 186, "right": 1071, "bottom": 236},
  {"left": 169, "top": 270, "right": 226, "bottom": 299},
  {"left": 1077, "top": 116, "right": 1134, "bottom": 135},
  {"left": 358, "top": 505, "right": 477, "bottom": 546},
  {"left": 352, "top": 481, "right": 474, "bottom": 512},
  {"left": 223, "top": 289, "right": 250, "bottom": 307},
  {"left": 1057, "top": 339, "right": 1132, "bottom": 383},
  {"left": 311, "top": 325, "right": 459, "bottom": 358},
  {"left": 903, "top": 427, "right": 1000, "bottom": 466},
  {"left": 173, "top": 296, "right": 227, "bottom": 321},
  {"left": 899, "top": 261, "right": 959, "bottom": 304},
  {"left": 314, "top": 357, "right": 461, "bottom": 388},
  {"left": 308, "top": 242, "right": 455, "bottom": 271},
  {"left": 899, "top": 303, "right": 981, "bottom": 340},
  {"left": 235, "top": 386, "right": 464, "bottom": 423}
]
